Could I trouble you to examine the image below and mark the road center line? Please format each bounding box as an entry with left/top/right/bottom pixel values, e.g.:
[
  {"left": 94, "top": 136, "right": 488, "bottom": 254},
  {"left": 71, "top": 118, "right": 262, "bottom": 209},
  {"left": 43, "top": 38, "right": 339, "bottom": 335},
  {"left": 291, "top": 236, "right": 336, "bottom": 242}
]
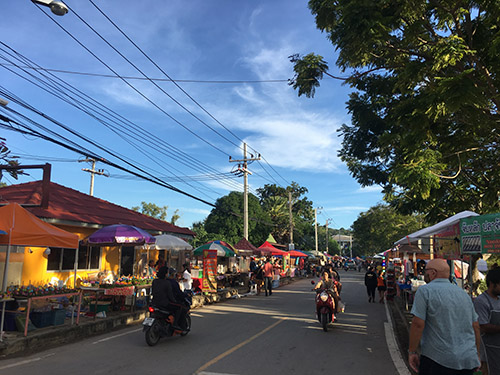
[
  {"left": 194, "top": 317, "right": 286, "bottom": 374},
  {"left": 92, "top": 328, "right": 142, "bottom": 344},
  {"left": 0, "top": 352, "right": 55, "bottom": 370}
]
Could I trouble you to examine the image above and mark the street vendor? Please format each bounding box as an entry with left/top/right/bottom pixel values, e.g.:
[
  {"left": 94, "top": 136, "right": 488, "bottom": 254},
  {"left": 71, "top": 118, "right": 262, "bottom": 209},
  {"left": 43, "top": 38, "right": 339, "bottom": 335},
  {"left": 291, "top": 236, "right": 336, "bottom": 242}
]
[{"left": 474, "top": 268, "right": 500, "bottom": 375}]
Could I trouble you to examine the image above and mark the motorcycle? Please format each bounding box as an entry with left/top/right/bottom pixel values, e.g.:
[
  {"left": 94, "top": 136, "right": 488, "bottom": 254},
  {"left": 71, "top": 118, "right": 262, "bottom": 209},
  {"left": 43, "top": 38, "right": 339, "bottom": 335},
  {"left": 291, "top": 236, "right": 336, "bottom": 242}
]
[
  {"left": 142, "top": 291, "right": 192, "bottom": 346},
  {"left": 311, "top": 281, "right": 335, "bottom": 332}
]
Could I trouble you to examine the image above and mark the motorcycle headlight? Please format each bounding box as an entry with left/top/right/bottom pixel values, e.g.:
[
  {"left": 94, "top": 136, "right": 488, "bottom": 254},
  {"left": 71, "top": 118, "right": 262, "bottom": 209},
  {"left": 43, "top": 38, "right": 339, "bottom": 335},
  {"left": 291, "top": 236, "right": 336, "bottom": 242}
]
[{"left": 320, "top": 292, "right": 328, "bottom": 302}]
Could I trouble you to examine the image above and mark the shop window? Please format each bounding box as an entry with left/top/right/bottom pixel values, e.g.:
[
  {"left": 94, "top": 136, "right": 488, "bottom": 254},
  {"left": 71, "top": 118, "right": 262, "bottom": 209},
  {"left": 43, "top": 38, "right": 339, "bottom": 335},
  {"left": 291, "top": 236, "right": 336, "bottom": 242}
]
[
  {"left": 78, "top": 244, "right": 101, "bottom": 270},
  {"left": 47, "top": 247, "right": 62, "bottom": 271},
  {"left": 46, "top": 247, "right": 77, "bottom": 271}
]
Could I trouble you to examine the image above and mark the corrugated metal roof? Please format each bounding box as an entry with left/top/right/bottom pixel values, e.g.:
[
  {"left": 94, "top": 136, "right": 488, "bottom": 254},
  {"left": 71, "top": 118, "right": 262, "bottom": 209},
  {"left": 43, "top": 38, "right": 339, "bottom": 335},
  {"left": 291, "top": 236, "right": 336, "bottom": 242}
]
[{"left": 0, "top": 181, "right": 194, "bottom": 237}]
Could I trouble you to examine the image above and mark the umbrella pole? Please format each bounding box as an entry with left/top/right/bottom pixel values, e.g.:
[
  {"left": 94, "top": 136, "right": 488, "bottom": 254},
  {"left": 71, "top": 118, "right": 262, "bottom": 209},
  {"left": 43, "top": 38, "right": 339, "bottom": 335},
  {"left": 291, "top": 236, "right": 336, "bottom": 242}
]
[{"left": 73, "top": 245, "right": 79, "bottom": 288}]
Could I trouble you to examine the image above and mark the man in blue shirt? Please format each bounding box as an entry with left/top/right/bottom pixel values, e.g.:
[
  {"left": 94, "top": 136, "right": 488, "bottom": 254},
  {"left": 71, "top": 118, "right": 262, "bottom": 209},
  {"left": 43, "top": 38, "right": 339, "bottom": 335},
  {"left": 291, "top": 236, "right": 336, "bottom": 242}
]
[{"left": 408, "top": 259, "right": 481, "bottom": 374}]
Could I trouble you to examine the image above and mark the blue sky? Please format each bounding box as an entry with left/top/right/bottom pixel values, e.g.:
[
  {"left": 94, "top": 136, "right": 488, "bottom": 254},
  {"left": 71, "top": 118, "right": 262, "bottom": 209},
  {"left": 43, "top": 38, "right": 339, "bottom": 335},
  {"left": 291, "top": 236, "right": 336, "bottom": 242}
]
[{"left": 0, "top": 0, "right": 384, "bottom": 231}]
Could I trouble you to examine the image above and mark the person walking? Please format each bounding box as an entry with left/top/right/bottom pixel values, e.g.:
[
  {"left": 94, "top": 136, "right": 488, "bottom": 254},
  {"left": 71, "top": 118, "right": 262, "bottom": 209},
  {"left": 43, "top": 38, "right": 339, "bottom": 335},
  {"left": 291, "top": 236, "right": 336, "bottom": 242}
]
[
  {"left": 377, "top": 271, "right": 386, "bottom": 303},
  {"left": 181, "top": 262, "right": 192, "bottom": 291},
  {"left": 263, "top": 257, "right": 274, "bottom": 296},
  {"left": 474, "top": 268, "right": 500, "bottom": 375},
  {"left": 408, "top": 259, "right": 481, "bottom": 375},
  {"left": 365, "top": 266, "right": 378, "bottom": 303}
]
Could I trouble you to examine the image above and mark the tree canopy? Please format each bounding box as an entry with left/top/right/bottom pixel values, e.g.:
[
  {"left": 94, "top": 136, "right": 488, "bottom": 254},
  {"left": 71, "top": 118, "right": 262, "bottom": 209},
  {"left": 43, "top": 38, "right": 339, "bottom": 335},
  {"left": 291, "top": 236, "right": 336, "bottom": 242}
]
[
  {"left": 131, "top": 201, "right": 180, "bottom": 224},
  {"left": 291, "top": 0, "right": 500, "bottom": 222},
  {"left": 204, "top": 191, "right": 271, "bottom": 246},
  {"left": 256, "top": 182, "right": 314, "bottom": 247},
  {"left": 351, "top": 204, "right": 425, "bottom": 256}
]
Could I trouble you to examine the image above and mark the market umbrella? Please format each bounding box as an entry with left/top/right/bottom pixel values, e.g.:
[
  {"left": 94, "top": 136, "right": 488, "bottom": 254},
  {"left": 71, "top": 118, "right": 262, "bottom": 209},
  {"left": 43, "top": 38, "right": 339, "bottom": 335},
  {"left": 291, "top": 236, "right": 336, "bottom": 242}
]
[
  {"left": 86, "top": 224, "right": 156, "bottom": 245},
  {"left": 193, "top": 240, "right": 236, "bottom": 257},
  {"left": 0, "top": 230, "right": 7, "bottom": 235},
  {"left": 287, "top": 250, "right": 308, "bottom": 257},
  {"left": 153, "top": 234, "right": 192, "bottom": 251}
]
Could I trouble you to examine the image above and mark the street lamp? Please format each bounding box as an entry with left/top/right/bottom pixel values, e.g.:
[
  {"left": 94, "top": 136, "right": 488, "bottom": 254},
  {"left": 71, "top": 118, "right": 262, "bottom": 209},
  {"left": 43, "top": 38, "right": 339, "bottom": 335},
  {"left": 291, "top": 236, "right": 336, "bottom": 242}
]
[{"left": 32, "top": 0, "right": 69, "bottom": 16}]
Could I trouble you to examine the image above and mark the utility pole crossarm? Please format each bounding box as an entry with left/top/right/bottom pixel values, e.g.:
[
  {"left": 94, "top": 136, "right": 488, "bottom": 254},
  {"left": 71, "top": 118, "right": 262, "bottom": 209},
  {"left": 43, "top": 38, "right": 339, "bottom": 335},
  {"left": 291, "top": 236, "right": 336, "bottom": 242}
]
[
  {"left": 229, "top": 143, "right": 261, "bottom": 240},
  {"left": 79, "top": 158, "right": 108, "bottom": 196}
]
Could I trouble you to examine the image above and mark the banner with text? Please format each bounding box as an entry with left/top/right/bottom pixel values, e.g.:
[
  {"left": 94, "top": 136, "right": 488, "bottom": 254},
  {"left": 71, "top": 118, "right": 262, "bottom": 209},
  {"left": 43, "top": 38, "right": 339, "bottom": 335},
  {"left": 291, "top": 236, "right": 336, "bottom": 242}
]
[
  {"left": 202, "top": 249, "right": 217, "bottom": 292},
  {"left": 460, "top": 213, "right": 500, "bottom": 254}
]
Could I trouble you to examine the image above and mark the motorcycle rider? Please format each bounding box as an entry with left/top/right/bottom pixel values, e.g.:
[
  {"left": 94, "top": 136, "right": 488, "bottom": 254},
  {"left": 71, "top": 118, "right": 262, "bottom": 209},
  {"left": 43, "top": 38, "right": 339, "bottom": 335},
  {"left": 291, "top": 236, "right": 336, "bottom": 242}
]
[
  {"left": 166, "top": 267, "right": 190, "bottom": 331},
  {"left": 314, "top": 270, "right": 340, "bottom": 313},
  {"left": 151, "top": 266, "right": 183, "bottom": 331}
]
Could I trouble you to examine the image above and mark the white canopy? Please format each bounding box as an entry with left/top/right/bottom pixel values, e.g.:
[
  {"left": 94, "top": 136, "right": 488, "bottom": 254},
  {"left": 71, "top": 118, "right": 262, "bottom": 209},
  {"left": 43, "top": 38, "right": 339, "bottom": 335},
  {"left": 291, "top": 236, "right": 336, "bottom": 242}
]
[
  {"left": 152, "top": 234, "right": 193, "bottom": 251},
  {"left": 394, "top": 211, "right": 479, "bottom": 245}
]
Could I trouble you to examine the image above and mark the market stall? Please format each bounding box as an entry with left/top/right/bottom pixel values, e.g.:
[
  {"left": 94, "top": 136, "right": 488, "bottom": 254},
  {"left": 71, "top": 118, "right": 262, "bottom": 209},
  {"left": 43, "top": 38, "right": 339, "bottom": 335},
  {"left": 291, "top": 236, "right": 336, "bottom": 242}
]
[
  {"left": 0, "top": 203, "right": 80, "bottom": 340},
  {"left": 192, "top": 241, "right": 239, "bottom": 291}
]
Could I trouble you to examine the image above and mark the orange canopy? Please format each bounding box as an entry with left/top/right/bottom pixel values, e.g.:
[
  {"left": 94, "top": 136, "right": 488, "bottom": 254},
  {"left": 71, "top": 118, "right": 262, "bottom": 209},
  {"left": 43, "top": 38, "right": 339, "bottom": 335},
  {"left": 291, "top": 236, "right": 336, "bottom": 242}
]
[{"left": 0, "top": 203, "right": 79, "bottom": 248}]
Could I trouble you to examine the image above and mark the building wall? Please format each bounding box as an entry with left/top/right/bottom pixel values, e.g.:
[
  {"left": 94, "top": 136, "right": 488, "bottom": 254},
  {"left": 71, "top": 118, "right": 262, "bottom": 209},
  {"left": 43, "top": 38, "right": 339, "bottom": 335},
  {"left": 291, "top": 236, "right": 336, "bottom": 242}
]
[{"left": 16, "top": 225, "right": 122, "bottom": 288}]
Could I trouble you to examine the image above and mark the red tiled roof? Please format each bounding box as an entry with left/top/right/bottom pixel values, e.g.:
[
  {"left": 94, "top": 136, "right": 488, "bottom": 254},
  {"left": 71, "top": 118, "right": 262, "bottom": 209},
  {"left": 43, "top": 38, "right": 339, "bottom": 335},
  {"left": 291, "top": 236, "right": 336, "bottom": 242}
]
[{"left": 0, "top": 181, "right": 194, "bottom": 237}]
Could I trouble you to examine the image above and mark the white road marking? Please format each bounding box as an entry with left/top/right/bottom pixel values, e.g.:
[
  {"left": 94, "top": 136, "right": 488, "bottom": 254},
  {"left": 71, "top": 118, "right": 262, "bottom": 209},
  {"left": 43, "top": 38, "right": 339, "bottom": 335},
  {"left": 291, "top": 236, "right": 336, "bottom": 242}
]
[
  {"left": 0, "top": 352, "right": 55, "bottom": 370},
  {"left": 384, "top": 302, "right": 411, "bottom": 375},
  {"left": 198, "top": 372, "right": 239, "bottom": 375},
  {"left": 92, "top": 328, "right": 142, "bottom": 344}
]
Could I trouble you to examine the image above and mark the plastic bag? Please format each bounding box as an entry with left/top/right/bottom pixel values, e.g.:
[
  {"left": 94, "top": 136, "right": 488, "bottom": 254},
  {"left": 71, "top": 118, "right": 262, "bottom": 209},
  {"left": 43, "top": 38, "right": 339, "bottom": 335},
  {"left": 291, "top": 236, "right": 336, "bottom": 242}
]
[{"left": 338, "top": 301, "right": 346, "bottom": 313}]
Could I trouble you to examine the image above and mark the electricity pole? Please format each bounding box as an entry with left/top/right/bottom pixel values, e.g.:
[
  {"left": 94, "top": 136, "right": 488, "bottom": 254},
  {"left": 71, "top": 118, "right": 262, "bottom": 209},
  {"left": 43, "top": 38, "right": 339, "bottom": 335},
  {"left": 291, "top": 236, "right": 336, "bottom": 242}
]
[
  {"left": 79, "top": 158, "right": 108, "bottom": 196},
  {"left": 288, "top": 191, "right": 294, "bottom": 250},
  {"left": 229, "top": 143, "right": 260, "bottom": 240},
  {"left": 325, "top": 218, "right": 332, "bottom": 254},
  {"left": 314, "top": 207, "right": 322, "bottom": 253}
]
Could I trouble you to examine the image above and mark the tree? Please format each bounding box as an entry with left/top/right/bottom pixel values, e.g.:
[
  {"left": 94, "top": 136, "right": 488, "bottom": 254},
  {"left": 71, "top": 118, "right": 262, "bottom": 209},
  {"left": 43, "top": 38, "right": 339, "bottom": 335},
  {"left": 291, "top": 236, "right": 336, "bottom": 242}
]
[
  {"left": 0, "top": 138, "right": 21, "bottom": 180},
  {"left": 291, "top": 1, "right": 500, "bottom": 222},
  {"left": 256, "top": 182, "right": 315, "bottom": 247},
  {"left": 132, "top": 201, "right": 181, "bottom": 224},
  {"left": 204, "top": 192, "right": 271, "bottom": 246},
  {"left": 132, "top": 202, "right": 168, "bottom": 221},
  {"left": 351, "top": 204, "right": 425, "bottom": 256},
  {"left": 190, "top": 220, "right": 220, "bottom": 248}
]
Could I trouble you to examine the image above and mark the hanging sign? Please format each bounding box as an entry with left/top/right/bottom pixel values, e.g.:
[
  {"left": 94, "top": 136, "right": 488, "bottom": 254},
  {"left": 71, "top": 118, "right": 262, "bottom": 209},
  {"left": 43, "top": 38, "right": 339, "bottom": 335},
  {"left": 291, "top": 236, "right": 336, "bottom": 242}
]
[
  {"left": 460, "top": 213, "right": 500, "bottom": 254},
  {"left": 202, "top": 249, "right": 217, "bottom": 292}
]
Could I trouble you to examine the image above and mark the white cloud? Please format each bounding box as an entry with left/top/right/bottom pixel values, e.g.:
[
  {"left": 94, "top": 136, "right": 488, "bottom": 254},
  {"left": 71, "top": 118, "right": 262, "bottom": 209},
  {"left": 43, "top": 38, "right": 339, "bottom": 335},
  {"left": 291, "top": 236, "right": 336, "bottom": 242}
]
[
  {"left": 182, "top": 207, "right": 212, "bottom": 216},
  {"left": 327, "top": 206, "right": 369, "bottom": 212},
  {"left": 357, "top": 185, "right": 383, "bottom": 193}
]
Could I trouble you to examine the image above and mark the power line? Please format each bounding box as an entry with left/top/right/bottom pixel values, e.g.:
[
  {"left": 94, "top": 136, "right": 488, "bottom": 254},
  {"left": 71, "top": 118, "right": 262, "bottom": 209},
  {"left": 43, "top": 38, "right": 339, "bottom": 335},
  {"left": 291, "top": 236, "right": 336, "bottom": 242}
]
[
  {"left": 88, "top": 0, "right": 247, "bottom": 152},
  {"left": 57, "top": 2, "right": 290, "bottom": 190},
  {"left": 0, "top": 63, "right": 298, "bottom": 84},
  {"left": 0, "top": 43, "right": 247, "bottom": 195},
  {"left": 36, "top": 4, "right": 232, "bottom": 158}
]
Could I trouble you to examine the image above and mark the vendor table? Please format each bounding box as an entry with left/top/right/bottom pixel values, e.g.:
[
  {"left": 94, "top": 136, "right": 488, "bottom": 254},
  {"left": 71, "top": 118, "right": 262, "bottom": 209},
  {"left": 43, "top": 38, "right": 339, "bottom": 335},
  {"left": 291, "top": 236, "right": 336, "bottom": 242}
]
[
  {"left": 81, "top": 285, "right": 147, "bottom": 316},
  {"left": 16, "top": 291, "right": 82, "bottom": 337}
]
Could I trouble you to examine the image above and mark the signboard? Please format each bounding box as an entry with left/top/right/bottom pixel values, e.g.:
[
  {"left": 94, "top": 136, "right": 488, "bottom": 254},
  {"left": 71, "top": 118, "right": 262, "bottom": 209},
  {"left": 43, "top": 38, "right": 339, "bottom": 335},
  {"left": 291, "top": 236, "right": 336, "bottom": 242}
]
[
  {"left": 433, "top": 223, "right": 461, "bottom": 259},
  {"left": 202, "top": 249, "right": 217, "bottom": 292},
  {"left": 460, "top": 213, "right": 500, "bottom": 254}
]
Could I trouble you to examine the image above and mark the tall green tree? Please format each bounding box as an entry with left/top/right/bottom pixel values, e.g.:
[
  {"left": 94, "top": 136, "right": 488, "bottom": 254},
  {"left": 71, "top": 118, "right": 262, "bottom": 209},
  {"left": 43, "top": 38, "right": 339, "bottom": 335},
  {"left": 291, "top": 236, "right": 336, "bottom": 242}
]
[
  {"left": 291, "top": 1, "right": 500, "bottom": 222},
  {"left": 256, "top": 182, "right": 315, "bottom": 247},
  {"left": 351, "top": 204, "right": 425, "bottom": 256},
  {"left": 204, "top": 191, "right": 271, "bottom": 246}
]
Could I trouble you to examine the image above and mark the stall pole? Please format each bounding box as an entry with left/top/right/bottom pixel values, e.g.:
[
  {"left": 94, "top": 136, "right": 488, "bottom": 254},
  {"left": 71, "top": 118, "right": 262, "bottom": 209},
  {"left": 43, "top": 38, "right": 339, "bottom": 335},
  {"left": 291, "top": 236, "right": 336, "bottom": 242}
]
[{"left": 0, "top": 210, "right": 14, "bottom": 342}]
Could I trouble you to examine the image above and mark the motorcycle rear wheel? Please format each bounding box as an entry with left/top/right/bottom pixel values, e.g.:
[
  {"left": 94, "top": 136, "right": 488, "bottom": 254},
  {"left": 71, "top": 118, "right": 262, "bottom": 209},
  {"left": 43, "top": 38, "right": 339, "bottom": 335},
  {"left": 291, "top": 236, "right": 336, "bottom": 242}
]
[
  {"left": 145, "top": 321, "right": 161, "bottom": 346},
  {"left": 180, "top": 315, "right": 191, "bottom": 336},
  {"left": 321, "top": 313, "right": 328, "bottom": 332}
]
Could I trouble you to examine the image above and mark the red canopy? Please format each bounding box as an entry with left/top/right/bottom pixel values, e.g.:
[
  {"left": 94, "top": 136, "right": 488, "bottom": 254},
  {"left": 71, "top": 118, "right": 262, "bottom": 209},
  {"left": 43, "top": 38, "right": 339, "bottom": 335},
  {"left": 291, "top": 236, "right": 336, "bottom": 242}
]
[
  {"left": 287, "top": 250, "right": 307, "bottom": 257},
  {"left": 258, "top": 241, "right": 287, "bottom": 256}
]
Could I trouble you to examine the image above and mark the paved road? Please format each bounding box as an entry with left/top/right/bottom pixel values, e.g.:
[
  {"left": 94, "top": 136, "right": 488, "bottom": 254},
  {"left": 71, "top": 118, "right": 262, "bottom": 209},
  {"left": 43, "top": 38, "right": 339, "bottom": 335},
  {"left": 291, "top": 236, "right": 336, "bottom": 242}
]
[{"left": 0, "top": 272, "right": 404, "bottom": 375}]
